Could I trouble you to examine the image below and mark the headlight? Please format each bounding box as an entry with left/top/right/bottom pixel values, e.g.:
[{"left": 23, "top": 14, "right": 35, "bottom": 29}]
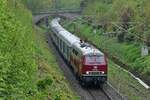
[
  {"left": 101, "top": 71, "right": 105, "bottom": 74},
  {"left": 86, "top": 71, "right": 89, "bottom": 74}
]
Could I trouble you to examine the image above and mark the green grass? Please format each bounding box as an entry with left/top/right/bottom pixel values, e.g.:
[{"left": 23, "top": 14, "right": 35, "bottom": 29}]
[
  {"left": 108, "top": 61, "right": 150, "bottom": 100},
  {"left": 0, "top": 0, "right": 79, "bottom": 99},
  {"left": 0, "top": 0, "right": 37, "bottom": 99},
  {"left": 83, "top": 0, "right": 150, "bottom": 50},
  {"left": 34, "top": 27, "right": 79, "bottom": 100}
]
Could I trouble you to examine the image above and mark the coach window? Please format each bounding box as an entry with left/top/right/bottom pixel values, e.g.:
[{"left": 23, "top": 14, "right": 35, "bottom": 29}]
[
  {"left": 59, "top": 39, "right": 60, "bottom": 48},
  {"left": 57, "top": 38, "right": 59, "bottom": 46},
  {"left": 61, "top": 41, "right": 63, "bottom": 51},
  {"left": 66, "top": 46, "right": 69, "bottom": 57},
  {"left": 75, "top": 50, "right": 78, "bottom": 56},
  {"left": 73, "top": 49, "right": 78, "bottom": 56},
  {"left": 59, "top": 39, "right": 61, "bottom": 48},
  {"left": 54, "top": 34, "right": 56, "bottom": 39},
  {"left": 56, "top": 36, "right": 57, "bottom": 44},
  {"left": 63, "top": 42, "right": 65, "bottom": 53},
  {"left": 65, "top": 45, "right": 67, "bottom": 54},
  {"left": 56, "top": 36, "right": 58, "bottom": 45},
  {"left": 65, "top": 45, "right": 67, "bottom": 53},
  {"left": 64, "top": 43, "right": 66, "bottom": 54},
  {"left": 60, "top": 39, "right": 62, "bottom": 50},
  {"left": 63, "top": 43, "right": 66, "bottom": 53},
  {"left": 73, "top": 49, "right": 75, "bottom": 55}
]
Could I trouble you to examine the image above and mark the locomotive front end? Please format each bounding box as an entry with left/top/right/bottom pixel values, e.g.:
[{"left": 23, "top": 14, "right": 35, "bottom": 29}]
[{"left": 81, "top": 53, "right": 107, "bottom": 84}]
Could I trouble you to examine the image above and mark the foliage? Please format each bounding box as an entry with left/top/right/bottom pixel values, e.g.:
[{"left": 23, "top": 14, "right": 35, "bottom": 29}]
[
  {"left": 21, "top": 0, "right": 53, "bottom": 12},
  {"left": 59, "top": 0, "right": 82, "bottom": 9},
  {"left": 108, "top": 61, "right": 150, "bottom": 100},
  {"left": 83, "top": 0, "right": 150, "bottom": 44},
  {"left": 37, "top": 76, "right": 53, "bottom": 90},
  {"left": 0, "top": 0, "right": 79, "bottom": 99},
  {"left": 21, "top": 0, "right": 82, "bottom": 12},
  {"left": 0, "top": 0, "right": 82, "bottom": 99},
  {"left": 0, "top": 0, "right": 37, "bottom": 99},
  {"left": 76, "top": 0, "right": 150, "bottom": 75}
]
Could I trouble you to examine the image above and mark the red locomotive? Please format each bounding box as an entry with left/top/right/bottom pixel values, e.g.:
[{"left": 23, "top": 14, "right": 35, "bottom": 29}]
[{"left": 50, "top": 18, "right": 107, "bottom": 85}]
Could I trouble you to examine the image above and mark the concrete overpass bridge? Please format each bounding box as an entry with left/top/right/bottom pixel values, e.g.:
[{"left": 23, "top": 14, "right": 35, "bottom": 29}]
[
  {"left": 33, "top": 0, "right": 91, "bottom": 24},
  {"left": 33, "top": 9, "right": 82, "bottom": 24}
]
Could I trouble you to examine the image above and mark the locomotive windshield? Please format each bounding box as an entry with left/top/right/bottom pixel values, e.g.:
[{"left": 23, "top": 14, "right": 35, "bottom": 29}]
[{"left": 84, "top": 55, "right": 105, "bottom": 65}]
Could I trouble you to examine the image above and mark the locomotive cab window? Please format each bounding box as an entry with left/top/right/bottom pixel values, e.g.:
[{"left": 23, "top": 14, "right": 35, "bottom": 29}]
[
  {"left": 72, "top": 49, "right": 78, "bottom": 56},
  {"left": 84, "top": 55, "right": 105, "bottom": 65}
]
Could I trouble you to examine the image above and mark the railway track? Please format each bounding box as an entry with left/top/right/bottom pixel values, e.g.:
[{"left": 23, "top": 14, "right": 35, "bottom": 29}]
[
  {"left": 45, "top": 32, "right": 123, "bottom": 100},
  {"left": 86, "top": 88, "right": 111, "bottom": 100}
]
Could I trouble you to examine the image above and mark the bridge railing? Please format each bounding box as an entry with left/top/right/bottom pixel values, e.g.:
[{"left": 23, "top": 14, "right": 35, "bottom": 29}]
[{"left": 33, "top": 8, "right": 82, "bottom": 15}]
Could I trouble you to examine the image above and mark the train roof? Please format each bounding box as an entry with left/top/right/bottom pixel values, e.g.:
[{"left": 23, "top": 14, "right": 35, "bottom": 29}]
[
  {"left": 59, "top": 31, "right": 80, "bottom": 46},
  {"left": 73, "top": 42, "right": 104, "bottom": 56},
  {"left": 51, "top": 18, "right": 104, "bottom": 56},
  {"left": 51, "top": 18, "right": 65, "bottom": 33},
  {"left": 51, "top": 18, "right": 80, "bottom": 47}
]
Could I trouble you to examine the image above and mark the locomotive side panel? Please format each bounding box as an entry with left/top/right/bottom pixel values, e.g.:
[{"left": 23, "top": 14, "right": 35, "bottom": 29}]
[{"left": 70, "top": 48, "right": 83, "bottom": 76}]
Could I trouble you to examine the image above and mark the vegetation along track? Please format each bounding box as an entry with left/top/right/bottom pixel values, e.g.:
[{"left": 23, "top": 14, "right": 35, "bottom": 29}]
[{"left": 45, "top": 30, "right": 123, "bottom": 100}]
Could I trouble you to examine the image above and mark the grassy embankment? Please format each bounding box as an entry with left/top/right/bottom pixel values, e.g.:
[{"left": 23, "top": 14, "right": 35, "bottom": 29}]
[
  {"left": 34, "top": 27, "right": 79, "bottom": 100},
  {"left": 0, "top": 0, "right": 37, "bottom": 99},
  {"left": 0, "top": 0, "right": 79, "bottom": 99}
]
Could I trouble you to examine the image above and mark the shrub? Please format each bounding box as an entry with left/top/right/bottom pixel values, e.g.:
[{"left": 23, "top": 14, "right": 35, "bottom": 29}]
[{"left": 37, "top": 76, "right": 53, "bottom": 90}]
